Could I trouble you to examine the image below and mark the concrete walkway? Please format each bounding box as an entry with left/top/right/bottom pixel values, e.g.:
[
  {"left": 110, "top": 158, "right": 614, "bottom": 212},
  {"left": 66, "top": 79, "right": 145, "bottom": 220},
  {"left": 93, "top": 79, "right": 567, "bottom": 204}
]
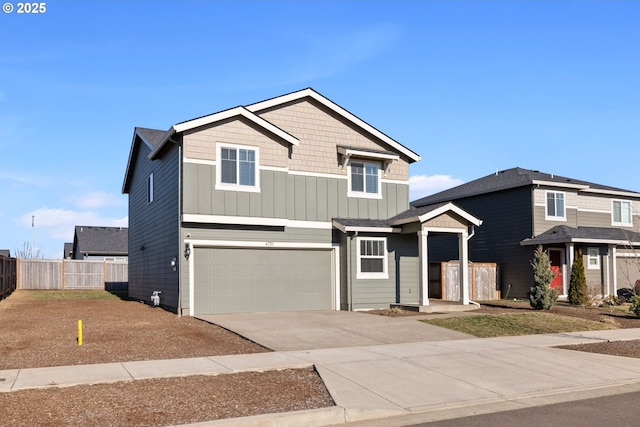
[{"left": 2, "top": 328, "right": 640, "bottom": 426}]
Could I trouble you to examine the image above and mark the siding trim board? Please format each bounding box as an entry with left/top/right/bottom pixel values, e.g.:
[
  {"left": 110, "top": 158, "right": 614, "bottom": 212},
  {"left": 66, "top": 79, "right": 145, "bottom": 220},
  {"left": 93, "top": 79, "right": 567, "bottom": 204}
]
[
  {"left": 185, "top": 239, "right": 340, "bottom": 315},
  {"left": 182, "top": 214, "right": 333, "bottom": 229}
]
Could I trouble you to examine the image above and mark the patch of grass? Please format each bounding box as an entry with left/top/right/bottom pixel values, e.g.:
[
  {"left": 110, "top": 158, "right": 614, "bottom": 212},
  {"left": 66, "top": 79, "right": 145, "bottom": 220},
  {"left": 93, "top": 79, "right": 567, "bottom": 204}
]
[
  {"left": 422, "top": 312, "right": 616, "bottom": 338},
  {"left": 27, "top": 290, "right": 121, "bottom": 301}
]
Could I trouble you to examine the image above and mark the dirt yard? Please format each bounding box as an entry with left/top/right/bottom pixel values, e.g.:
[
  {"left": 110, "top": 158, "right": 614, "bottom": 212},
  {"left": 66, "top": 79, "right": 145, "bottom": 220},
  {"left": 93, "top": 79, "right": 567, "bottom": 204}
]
[
  {"left": 2, "top": 291, "right": 640, "bottom": 426},
  {"left": 0, "top": 291, "right": 334, "bottom": 426}
]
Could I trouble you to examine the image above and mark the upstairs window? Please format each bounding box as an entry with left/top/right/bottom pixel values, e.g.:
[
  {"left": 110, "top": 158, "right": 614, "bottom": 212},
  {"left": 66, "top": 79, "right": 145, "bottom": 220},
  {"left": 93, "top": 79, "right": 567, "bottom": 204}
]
[
  {"left": 147, "top": 173, "right": 154, "bottom": 204},
  {"left": 216, "top": 144, "right": 259, "bottom": 192},
  {"left": 546, "top": 191, "right": 565, "bottom": 220},
  {"left": 356, "top": 237, "right": 388, "bottom": 279},
  {"left": 612, "top": 200, "right": 632, "bottom": 226},
  {"left": 349, "top": 161, "right": 380, "bottom": 198}
]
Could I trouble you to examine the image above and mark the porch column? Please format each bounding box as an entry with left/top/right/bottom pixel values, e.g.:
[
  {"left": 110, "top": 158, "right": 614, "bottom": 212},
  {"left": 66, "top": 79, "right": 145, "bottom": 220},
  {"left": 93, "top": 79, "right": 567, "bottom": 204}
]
[
  {"left": 611, "top": 245, "right": 617, "bottom": 297},
  {"left": 418, "top": 230, "right": 429, "bottom": 306},
  {"left": 459, "top": 231, "right": 470, "bottom": 305}
]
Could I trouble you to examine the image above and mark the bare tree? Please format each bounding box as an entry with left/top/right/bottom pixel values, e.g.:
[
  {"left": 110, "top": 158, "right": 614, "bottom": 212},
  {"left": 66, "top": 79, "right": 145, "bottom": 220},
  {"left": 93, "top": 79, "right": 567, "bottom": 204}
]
[{"left": 14, "top": 241, "right": 43, "bottom": 259}]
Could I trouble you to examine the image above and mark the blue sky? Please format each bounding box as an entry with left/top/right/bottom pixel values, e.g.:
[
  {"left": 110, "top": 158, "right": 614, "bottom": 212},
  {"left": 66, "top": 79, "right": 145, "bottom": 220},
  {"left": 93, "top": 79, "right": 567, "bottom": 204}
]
[{"left": 1, "top": 0, "right": 638, "bottom": 258}]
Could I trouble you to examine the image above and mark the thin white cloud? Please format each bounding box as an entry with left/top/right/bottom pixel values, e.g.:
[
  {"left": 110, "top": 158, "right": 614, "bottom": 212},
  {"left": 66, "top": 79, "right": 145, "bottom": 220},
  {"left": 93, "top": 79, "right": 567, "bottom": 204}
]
[
  {"left": 409, "top": 174, "right": 464, "bottom": 201},
  {"left": 73, "top": 191, "right": 127, "bottom": 209},
  {"left": 272, "top": 23, "right": 401, "bottom": 86},
  {"left": 18, "top": 208, "right": 128, "bottom": 240}
]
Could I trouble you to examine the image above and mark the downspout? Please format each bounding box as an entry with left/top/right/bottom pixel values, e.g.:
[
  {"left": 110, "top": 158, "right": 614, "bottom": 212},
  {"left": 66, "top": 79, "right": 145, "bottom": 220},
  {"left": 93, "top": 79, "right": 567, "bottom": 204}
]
[
  {"left": 177, "top": 140, "right": 183, "bottom": 316},
  {"left": 467, "top": 224, "right": 481, "bottom": 308},
  {"left": 346, "top": 232, "right": 352, "bottom": 311}
]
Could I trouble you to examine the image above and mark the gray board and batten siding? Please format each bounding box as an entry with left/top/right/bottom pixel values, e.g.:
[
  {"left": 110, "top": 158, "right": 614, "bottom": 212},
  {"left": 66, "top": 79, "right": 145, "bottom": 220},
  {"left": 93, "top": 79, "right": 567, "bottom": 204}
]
[
  {"left": 183, "top": 162, "right": 410, "bottom": 221},
  {"left": 126, "top": 135, "right": 181, "bottom": 311},
  {"left": 341, "top": 233, "right": 419, "bottom": 311}
]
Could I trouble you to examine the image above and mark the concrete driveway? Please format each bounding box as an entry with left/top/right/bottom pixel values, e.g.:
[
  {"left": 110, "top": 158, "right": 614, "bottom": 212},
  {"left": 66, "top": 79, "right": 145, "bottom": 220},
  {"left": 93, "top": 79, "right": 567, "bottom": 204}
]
[{"left": 196, "top": 310, "right": 473, "bottom": 351}]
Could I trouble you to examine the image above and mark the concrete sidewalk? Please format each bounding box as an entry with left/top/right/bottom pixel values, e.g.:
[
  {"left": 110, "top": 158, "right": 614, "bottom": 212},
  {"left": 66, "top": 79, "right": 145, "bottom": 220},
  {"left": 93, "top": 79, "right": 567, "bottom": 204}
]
[{"left": 2, "top": 328, "right": 640, "bottom": 426}]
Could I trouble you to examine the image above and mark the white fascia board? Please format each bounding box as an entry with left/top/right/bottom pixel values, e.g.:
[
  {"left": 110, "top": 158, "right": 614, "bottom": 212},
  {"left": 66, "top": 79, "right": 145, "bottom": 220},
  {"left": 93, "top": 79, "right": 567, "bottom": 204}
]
[
  {"left": 185, "top": 239, "right": 336, "bottom": 249},
  {"left": 521, "top": 238, "right": 640, "bottom": 246},
  {"left": 331, "top": 220, "right": 400, "bottom": 234},
  {"left": 337, "top": 146, "right": 400, "bottom": 161},
  {"left": 173, "top": 107, "right": 299, "bottom": 146},
  {"left": 247, "top": 88, "right": 421, "bottom": 162},
  {"left": 418, "top": 203, "right": 483, "bottom": 226},
  {"left": 182, "top": 214, "right": 332, "bottom": 229},
  {"left": 532, "top": 180, "right": 590, "bottom": 190},
  {"left": 580, "top": 188, "right": 640, "bottom": 199}
]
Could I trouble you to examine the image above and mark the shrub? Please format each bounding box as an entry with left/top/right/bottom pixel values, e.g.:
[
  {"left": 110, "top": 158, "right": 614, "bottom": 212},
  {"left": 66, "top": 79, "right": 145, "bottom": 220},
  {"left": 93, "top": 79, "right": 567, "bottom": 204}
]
[
  {"left": 528, "top": 245, "right": 558, "bottom": 310},
  {"left": 568, "top": 249, "right": 589, "bottom": 306},
  {"left": 629, "top": 296, "right": 640, "bottom": 318}
]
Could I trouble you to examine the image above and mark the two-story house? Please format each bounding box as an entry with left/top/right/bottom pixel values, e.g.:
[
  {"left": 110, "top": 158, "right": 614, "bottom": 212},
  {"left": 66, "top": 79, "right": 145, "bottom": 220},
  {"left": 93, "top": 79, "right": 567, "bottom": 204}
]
[
  {"left": 412, "top": 168, "right": 640, "bottom": 299},
  {"left": 122, "top": 88, "right": 481, "bottom": 315}
]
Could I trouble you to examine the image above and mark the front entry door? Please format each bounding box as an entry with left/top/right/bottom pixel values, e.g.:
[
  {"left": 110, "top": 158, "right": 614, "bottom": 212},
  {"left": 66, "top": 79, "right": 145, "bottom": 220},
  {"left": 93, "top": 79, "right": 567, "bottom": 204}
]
[{"left": 548, "top": 249, "right": 564, "bottom": 294}]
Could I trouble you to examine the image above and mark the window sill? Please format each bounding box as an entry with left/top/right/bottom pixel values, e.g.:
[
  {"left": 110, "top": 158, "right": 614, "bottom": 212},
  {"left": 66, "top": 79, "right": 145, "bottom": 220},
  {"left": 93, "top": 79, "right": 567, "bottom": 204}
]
[
  {"left": 356, "top": 273, "right": 389, "bottom": 280},
  {"left": 215, "top": 183, "right": 261, "bottom": 193},
  {"left": 347, "top": 191, "right": 382, "bottom": 200}
]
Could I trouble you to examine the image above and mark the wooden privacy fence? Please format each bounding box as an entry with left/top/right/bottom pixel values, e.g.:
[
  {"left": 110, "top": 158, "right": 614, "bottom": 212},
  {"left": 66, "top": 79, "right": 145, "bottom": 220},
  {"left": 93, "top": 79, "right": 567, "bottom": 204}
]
[
  {"left": 1, "top": 255, "right": 17, "bottom": 300},
  {"left": 430, "top": 262, "right": 500, "bottom": 301},
  {"left": 18, "top": 259, "right": 128, "bottom": 291}
]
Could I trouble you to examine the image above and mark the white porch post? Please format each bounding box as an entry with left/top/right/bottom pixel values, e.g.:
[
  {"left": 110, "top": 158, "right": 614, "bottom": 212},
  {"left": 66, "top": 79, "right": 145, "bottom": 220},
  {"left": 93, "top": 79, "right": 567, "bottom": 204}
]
[
  {"left": 611, "top": 245, "right": 617, "bottom": 297},
  {"left": 418, "top": 230, "right": 429, "bottom": 306},
  {"left": 459, "top": 231, "right": 470, "bottom": 305}
]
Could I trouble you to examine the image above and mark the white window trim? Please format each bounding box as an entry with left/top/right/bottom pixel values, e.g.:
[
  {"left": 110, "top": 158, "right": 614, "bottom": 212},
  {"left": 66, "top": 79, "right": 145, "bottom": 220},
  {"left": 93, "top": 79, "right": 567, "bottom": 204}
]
[
  {"left": 611, "top": 199, "right": 633, "bottom": 227},
  {"left": 215, "top": 143, "right": 261, "bottom": 193},
  {"left": 356, "top": 236, "right": 388, "bottom": 279},
  {"left": 545, "top": 190, "right": 566, "bottom": 221},
  {"left": 347, "top": 160, "right": 382, "bottom": 199},
  {"left": 147, "top": 172, "right": 154, "bottom": 204},
  {"left": 587, "top": 247, "right": 600, "bottom": 270}
]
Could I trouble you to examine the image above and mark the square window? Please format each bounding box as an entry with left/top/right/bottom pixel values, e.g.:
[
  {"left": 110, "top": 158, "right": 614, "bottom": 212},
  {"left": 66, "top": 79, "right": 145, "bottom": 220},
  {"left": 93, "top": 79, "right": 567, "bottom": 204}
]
[
  {"left": 546, "top": 191, "right": 565, "bottom": 220},
  {"left": 216, "top": 144, "right": 259, "bottom": 192},
  {"left": 587, "top": 247, "right": 600, "bottom": 270},
  {"left": 349, "top": 161, "right": 380, "bottom": 198},
  {"left": 357, "top": 237, "right": 388, "bottom": 279},
  {"left": 612, "top": 200, "right": 632, "bottom": 226}
]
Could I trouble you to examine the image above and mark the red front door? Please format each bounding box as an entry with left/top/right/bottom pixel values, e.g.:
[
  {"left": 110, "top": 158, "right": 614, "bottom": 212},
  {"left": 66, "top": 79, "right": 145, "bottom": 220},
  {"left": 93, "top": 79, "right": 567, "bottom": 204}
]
[{"left": 548, "top": 249, "right": 563, "bottom": 293}]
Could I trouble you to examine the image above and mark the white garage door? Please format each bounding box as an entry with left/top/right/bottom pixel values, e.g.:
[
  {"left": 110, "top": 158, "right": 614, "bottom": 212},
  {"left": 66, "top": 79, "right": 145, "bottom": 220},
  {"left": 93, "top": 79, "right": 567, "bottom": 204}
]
[{"left": 193, "top": 247, "right": 333, "bottom": 314}]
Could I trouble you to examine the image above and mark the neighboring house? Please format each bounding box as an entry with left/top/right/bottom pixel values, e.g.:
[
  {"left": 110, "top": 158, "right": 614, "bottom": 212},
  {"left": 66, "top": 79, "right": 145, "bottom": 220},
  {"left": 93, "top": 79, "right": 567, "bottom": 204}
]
[
  {"left": 122, "top": 88, "right": 481, "bottom": 315},
  {"left": 63, "top": 242, "right": 74, "bottom": 259},
  {"left": 412, "top": 167, "right": 640, "bottom": 299},
  {"left": 0, "top": 250, "right": 10, "bottom": 258},
  {"left": 71, "top": 226, "right": 128, "bottom": 261}
]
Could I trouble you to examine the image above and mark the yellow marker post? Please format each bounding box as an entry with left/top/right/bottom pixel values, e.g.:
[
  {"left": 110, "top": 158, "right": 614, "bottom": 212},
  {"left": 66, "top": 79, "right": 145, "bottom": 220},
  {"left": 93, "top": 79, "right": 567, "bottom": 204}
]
[{"left": 77, "top": 320, "right": 83, "bottom": 346}]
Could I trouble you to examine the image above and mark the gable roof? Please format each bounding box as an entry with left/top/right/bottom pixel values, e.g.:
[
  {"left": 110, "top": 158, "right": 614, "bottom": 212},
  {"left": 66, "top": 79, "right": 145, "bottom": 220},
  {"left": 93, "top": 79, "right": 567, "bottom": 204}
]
[
  {"left": 390, "top": 202, "right": 482, "bottom": 227},
  {"left": 247, "top": 88, "right": 421, "bottom": 162},
  {"left": 73, "top": 226, "right": 128, "bottom": 257},
  {"left": 332, "top": 202, "right": 482, "bottom": 233},
  {"left": 413, "top": 167, "right": 640, "bottom": 207},
  {"left": 123, "top": 88, "right": 421, "bottom": 194},
  {"left": 521, "top": 225, "right": 640, "bottom": 246},
  {"left": 63, "top": 242, "right": 73, "bottom": 259}
]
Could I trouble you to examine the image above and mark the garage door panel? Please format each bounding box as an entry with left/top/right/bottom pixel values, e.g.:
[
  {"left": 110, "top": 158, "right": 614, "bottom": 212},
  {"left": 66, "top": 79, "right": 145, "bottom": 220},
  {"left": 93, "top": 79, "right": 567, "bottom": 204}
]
[{"left": 194, "top": 248, "right": 332, "bottom": 314}]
